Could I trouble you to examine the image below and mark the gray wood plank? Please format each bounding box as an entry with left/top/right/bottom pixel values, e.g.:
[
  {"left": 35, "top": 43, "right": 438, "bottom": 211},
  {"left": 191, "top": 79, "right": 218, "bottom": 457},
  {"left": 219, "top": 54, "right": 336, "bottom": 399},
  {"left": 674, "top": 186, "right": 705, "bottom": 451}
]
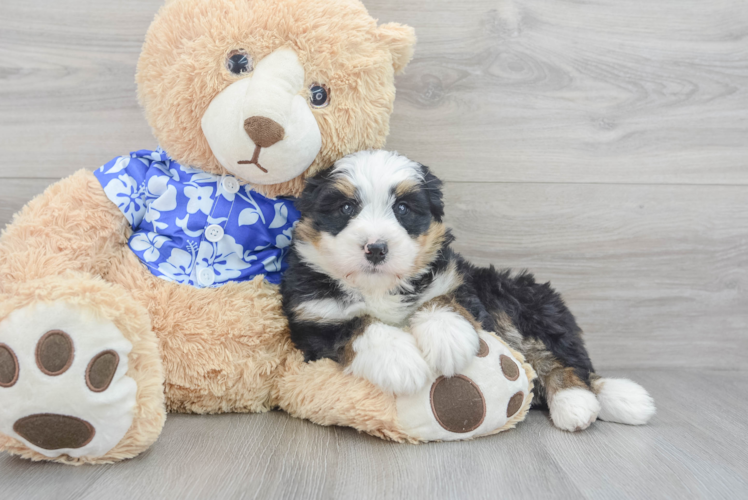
[
  {"left": 375, "top": 0, "right": 748, "bottom": 185},
  {"left": 0, "top": 0, "right": 159, "bottom": 177},
  {"left": 0, "top": 0, "right": 746, "bottom": 184},
  {"left": 441, "top": 181, "right": 748, "bottom": 370},
  {"left": 1, "top": 369, "right": 746, "bottom": 500}
]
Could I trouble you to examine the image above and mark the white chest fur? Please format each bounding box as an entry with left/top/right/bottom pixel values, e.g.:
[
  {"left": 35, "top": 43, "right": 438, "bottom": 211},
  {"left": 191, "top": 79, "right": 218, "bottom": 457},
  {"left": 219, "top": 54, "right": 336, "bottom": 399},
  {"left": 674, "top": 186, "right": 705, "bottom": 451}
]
[{"left": 293, "top": 265, "right": 461, "bottom": 327}]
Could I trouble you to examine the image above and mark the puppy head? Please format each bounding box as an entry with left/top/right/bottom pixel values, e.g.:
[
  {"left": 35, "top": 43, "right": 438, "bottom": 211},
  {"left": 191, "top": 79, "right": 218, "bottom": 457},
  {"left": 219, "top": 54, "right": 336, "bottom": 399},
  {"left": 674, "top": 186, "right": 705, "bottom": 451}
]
[{"left": 294, "top": 150, "right": 446, "bottom": 293}]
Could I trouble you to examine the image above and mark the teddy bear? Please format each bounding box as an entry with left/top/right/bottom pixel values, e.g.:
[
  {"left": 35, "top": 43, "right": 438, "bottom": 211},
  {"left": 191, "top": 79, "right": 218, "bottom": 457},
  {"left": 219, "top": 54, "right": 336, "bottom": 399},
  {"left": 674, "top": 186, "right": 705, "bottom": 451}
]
[{"left": 0, "top": 0, "right": 535, "bottom": 465}]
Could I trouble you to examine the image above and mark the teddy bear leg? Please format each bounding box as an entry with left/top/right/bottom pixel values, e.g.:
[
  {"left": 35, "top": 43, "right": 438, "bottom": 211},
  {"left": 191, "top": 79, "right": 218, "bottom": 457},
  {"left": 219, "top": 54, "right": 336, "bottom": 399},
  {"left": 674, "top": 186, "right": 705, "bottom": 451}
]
[
  {"left": 0, "top": 273, "right": 166, "bottom": 464},
  {"left": 0, "top": 171, "right": 165, "bottom": 464}
]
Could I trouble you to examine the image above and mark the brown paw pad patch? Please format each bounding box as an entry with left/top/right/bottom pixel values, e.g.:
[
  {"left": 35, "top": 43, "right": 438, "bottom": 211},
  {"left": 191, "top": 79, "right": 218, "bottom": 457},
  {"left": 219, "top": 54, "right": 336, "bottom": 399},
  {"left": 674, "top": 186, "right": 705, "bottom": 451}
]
[
  {"left": 36, "top": 330, "right": 74, "bottom": 376},
  {"left": 500, "top": 354, "right": 519, "bottom": 381},
  {"left": 507, "top": 391, "right": 524, "bottom": 418},
  {"left": 476, "top": 339, "right": 489, "bottom": 358},
  {"left": 13, "top": 413, "right": 95, "bottom": 450},
  {"left": 86, "top": 350, "right": 119, "bottom": 392},
  {"left": 0, "top": 343, "right": 19, "bottom": 388},
  {"left": 430, "top": 375, "right": 486, "bottom": 433}
]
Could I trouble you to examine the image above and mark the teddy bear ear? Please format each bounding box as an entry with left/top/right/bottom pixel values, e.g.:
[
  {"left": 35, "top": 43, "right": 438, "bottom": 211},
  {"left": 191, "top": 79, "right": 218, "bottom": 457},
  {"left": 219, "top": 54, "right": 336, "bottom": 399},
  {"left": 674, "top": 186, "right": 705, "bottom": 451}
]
[{"left": 375, "top": 22, "right": 417, "bottom": 74}]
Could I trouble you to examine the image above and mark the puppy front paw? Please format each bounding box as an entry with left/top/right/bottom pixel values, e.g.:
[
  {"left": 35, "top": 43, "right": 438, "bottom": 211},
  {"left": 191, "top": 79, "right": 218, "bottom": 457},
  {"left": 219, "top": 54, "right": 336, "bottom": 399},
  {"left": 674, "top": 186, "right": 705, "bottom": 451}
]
[
  {"left": 410, "top": 306, "right": 480, "bottom": 377},
  {"left": 346, "top": 323, "right": 432, "bottom": 395},
  {"left": 550, "top": 387, "right": 601, "bottom": 432}
]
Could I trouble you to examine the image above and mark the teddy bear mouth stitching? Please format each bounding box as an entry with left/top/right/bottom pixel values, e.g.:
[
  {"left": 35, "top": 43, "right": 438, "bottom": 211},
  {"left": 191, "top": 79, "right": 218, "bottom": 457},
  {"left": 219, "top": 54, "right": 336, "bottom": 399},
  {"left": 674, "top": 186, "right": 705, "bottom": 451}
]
[{"left": 238, "top": 145, "right": 268, "bottom": 173}]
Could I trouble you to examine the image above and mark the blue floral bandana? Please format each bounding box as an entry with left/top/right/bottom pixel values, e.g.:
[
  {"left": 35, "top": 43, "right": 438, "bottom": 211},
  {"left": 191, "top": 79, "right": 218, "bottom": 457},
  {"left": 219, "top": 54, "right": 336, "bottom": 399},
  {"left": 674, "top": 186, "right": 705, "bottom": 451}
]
[{"left": 94, "top": 148, "right": 300, "bottom": 287}]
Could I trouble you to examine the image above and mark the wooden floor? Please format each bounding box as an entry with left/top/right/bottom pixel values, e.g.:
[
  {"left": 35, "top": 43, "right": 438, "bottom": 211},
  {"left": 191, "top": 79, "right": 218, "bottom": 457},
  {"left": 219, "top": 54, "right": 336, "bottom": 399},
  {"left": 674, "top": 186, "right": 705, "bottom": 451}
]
[{"left": 0, "top": 0, "right": 747, "bottom": 498}]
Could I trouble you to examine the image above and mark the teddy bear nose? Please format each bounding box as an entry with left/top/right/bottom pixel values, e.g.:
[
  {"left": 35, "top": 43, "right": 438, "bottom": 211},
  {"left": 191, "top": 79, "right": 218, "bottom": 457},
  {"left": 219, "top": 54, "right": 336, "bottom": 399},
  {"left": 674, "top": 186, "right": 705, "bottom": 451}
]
[{"left": 243, "top": 116, "right": 285, "bottom": 148}]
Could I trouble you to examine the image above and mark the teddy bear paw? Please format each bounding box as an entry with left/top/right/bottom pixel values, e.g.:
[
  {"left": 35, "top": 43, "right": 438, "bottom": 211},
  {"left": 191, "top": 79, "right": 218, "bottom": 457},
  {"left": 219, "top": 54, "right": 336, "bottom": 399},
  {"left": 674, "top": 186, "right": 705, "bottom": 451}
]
[
  {"left": 0, "top": 301, "right": 137, "bottom": 458},
  {"left": 396, "top": 332, "right": 532, "bottom": 440}
]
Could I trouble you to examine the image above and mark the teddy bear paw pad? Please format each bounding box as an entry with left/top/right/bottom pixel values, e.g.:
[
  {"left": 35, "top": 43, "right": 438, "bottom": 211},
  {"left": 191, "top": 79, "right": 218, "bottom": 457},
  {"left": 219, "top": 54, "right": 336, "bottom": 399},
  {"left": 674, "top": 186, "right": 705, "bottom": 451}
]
[
  {"left": 396, "top": 332, "right": 531, "bottom": 441},
  {"left": 0, "top": 302, "right": 137, "bottom": 458}
]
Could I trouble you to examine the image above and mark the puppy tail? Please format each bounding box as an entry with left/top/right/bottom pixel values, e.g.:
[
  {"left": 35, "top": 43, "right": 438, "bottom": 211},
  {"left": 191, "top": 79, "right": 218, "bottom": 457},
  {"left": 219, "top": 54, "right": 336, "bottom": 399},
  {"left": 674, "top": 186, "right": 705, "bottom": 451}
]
[{"left": 591, "top": 376, "right": 656, "bottom": 425}]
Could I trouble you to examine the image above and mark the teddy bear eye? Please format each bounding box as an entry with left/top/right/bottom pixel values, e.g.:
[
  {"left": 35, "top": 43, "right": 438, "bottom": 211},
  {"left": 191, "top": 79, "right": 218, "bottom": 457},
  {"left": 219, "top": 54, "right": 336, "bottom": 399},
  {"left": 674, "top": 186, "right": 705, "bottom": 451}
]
[
  {"left": 309, "top": 83, "right": 330, "bottom": 108},
  {"left": 225, "top": 49, "right": 253, "bottom": 75}
]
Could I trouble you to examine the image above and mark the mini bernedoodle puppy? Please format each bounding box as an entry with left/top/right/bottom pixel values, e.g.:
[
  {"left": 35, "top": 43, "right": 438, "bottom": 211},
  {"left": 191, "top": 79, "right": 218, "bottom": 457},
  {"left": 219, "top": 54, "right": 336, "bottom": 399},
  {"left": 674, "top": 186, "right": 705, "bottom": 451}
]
[{"left": 280, "top": 150, "right": 655, "bottom": 431}]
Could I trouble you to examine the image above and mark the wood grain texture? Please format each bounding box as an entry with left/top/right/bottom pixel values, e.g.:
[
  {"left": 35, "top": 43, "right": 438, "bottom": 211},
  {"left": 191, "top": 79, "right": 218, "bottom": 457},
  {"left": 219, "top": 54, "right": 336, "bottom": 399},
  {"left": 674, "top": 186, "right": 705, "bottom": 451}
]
[
  {"left": 1, "top": 0, "right": 747, "bottom": 497},
  {"left": 1, "top": 0, "right": 746, "bottom": 183},
  {"left": 442, "top": 182, "right": 748, "bottom": 370},
  {"left": 373, "top": 0, "right": 748, "bottom": 185},
  {"left": 1, "top": 369, "right": 746, "bottom": 499}
]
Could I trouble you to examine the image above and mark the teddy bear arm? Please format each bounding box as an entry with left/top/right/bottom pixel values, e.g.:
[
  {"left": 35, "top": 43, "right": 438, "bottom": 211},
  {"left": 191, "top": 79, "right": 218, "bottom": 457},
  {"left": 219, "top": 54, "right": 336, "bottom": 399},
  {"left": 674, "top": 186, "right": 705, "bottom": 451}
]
[
  {"left": 0, "top": 170, "right": 130, "bottom": 288},
  {"left": 272, "top": 350, "right": 414, "bottom": 443}
]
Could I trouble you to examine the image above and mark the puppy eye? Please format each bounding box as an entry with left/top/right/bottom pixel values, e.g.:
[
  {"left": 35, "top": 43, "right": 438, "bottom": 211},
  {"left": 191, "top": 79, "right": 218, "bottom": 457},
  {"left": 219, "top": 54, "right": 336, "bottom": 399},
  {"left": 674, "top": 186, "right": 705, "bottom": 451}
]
[
  {"left": 340, "top": 202, "right": 354, "bottom": 216},
  {"left": 309, "top": 83, "right": 330, "bottom": 108},
  {"left": 395, "top": 202, "right": 410, "bottom": 216},
  {"left": 226, "top": 49, "right": 253, "bottom": 75}
]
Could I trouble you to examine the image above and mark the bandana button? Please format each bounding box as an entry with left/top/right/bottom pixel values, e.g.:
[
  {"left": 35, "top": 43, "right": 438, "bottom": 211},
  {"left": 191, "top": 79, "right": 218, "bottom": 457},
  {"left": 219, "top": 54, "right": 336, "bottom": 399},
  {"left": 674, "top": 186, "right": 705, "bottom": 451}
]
[
  {"left": 198, "top": 268, "right": 215, "bottom": 287},
  {"left": 205, "top": 224, "right": 224, "bottom": 242},
  {"left": 222, "top": 176, "right": 240, "bottom": 194}
]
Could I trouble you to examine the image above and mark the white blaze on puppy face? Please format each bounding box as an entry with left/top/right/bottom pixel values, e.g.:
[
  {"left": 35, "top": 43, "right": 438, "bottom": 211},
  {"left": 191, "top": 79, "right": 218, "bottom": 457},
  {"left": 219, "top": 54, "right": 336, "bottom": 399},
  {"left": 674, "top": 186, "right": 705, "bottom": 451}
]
[
  {"left": 201, "top": 48, "right": 322, "bottom": 185},
  {"left": 297, "top": 151, "right": 429, "bottom": 294}
]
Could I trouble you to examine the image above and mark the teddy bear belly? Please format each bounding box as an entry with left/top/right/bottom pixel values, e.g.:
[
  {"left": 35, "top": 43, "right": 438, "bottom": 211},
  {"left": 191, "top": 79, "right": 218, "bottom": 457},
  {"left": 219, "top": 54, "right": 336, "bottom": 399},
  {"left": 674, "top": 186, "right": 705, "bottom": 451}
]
[{"left": 105, "top": 248, "right": 293, "bottom": 414}]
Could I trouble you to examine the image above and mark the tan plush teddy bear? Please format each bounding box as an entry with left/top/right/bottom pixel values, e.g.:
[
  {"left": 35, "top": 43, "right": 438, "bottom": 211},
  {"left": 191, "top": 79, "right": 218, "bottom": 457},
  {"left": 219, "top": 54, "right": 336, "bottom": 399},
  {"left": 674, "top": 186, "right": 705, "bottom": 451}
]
[{"left": 0, "top": 0, "right": 534, "bottom": 465}]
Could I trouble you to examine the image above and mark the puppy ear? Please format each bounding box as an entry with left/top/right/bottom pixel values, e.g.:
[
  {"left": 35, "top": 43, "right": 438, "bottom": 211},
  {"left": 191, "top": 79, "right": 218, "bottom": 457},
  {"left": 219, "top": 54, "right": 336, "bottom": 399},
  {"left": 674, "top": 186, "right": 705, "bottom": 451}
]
[
  {"left": 296, "top": 168, "right": 335, "bottom": 213},
  {"left": 375, "top": 23, "right": 416, "bottom": 74},
  {"left": 420, "top": 165, "right": 444, "bottom": 222}
]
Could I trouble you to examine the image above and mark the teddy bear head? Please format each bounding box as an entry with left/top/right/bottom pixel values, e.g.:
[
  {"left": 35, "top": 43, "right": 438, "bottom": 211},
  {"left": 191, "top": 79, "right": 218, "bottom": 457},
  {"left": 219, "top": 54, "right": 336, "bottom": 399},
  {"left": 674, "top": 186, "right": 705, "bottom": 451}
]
[{"left": 136, "top": 0, "right": 416, "bottom": 198}]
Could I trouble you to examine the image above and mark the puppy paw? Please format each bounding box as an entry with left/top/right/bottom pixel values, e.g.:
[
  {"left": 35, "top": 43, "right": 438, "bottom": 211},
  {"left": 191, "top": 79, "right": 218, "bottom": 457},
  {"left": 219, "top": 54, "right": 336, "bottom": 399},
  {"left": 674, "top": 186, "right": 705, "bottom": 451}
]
[
  {"left": 594, "top": 377, "right": 656, "bottom": 425},
  {"left": 346, "top": 323, "right": 432, "bottom": 395},
  {"left": 410, "top": 306, "right": 480, "bottom": 377},
  {"left": 549, "top": 387, "right": 601, "bottom": 432}
]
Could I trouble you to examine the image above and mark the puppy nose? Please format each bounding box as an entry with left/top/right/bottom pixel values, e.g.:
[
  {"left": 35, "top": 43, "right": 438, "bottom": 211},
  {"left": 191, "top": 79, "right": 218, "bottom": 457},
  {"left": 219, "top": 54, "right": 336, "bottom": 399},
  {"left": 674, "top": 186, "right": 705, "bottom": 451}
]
[
  {"left": 244, "top": 116, "right": 285, "bottom": 148},
  {"left": 365, "top": 240, "right": 388, "bottom": 265}
]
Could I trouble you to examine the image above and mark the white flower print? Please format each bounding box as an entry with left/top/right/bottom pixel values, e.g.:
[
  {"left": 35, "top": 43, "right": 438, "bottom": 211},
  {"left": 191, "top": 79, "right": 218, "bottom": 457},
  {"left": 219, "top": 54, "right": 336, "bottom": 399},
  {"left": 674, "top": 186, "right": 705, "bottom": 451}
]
[
  {"left": 268, "top": 203, "right": 289, "bottom": 229},
  {"left": 158, "top": 246, "right": 197, "bottom": 284},
  {"left": 275, "top": 227, "right": 294, "bottom": 249},
  {"left": 185, "top": 185, "right": 214, "bottom": 215},
  {"left": 238, "top": 208, "right": 261, "bottom": 226},
  {"left": 262, "top": 255, "right": 282, "bottom": 273},
  {"left": 264, "top": 228, "right": 294, "bottom": 272},
  {"left": 103, "top": 174, "right": 146, "bottom": 227},
  {"left": 237, "top": 189, "right": 267, "bottom": 227},
  {"left": 96, "top": 149, "right": 301, "bottom": 288},
  {"left": 144, "top": 175, "right": 178, "bottom": 231},
  {"left": 130, "top": 231, "right": 170, "bottom": 263},
  {"left": 195, "top": 234, "right": 252, "bottom": 284},
  {"left": 103, "top": 156, "right": 131, "bottom": 174},
  {"left": 151, "top": 160, "right": 180, "bottom": 181}
]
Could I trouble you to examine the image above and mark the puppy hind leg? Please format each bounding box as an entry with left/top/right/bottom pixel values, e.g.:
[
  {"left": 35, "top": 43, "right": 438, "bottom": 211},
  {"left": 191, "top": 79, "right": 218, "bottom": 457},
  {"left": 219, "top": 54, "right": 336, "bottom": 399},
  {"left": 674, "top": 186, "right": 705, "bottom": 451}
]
[{"left": 591, "top": 375, "right": 656, "bottom": 425}]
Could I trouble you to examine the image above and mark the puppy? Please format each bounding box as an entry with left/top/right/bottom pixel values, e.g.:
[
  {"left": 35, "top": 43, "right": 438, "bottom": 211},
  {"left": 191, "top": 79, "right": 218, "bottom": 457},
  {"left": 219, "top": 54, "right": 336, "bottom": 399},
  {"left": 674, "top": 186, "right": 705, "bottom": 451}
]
[{"left": 280, "top": 150, "right": 655, "bottom": 431}]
